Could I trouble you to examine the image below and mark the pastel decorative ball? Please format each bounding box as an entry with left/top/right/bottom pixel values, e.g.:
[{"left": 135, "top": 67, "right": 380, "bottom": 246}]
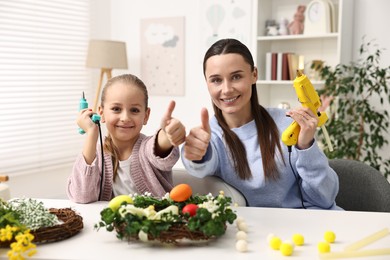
[
  {"left": 324, "top": 230, "right": 336, "bottom": 243},
  {"left": 317, "top": 241, "right": 331, "bottom": 253},
  {"left": 280, "top": 241, "right": 294, "bottom": 256},
  {"left": 292, "top": 233, "right": 305, "bottom": 246}
]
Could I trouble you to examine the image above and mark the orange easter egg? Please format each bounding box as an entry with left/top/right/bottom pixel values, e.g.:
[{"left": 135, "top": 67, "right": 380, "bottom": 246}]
[{"left": 170, "top": 184, "right": 192, "bottom": 202}]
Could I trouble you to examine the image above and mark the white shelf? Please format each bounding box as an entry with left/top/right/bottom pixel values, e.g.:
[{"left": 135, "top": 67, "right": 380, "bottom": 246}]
[
  {"left": 257, "top": 33, "right": 338, "bottom": 41},
  {"left": 257, "top": 80, "right": 325, "bottom": 85},
  {"left": 252, "top": 0, "right": 353, "bottom": 108}
]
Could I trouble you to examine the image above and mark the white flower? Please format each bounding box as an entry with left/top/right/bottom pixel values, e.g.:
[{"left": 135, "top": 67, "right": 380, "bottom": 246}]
[
  {"left": 198, "top": 200, "right": 219, "bottom": 213},
  {"left": 206, "top": 193, "right": 214, "bottom": 200},
  {"left": 143, "top": 192, "right": 152, "bottom": 197},
  {"left": 211, "top": 212, "right": 220, "bottom": 219}
]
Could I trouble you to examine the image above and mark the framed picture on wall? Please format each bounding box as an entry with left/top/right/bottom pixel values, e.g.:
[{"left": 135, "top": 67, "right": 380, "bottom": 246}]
[
  {"left": 199, "top": 0, "right": 253, "bottom": 58},
  {"left": 140, "top": 16, "right": 185, "bottom": 96}
]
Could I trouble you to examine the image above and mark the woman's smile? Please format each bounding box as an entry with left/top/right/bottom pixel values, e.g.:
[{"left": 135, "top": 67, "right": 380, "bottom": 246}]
[{"left": 221, "top": 95, "right": 240, "bottom": 104}]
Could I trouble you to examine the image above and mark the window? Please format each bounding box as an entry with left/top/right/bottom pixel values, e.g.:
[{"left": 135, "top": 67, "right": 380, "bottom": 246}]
[{"left": 0, "top": 0, "right": 91, "bottom": 176}]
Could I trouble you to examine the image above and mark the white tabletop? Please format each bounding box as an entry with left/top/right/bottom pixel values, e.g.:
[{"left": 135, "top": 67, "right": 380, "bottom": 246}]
[{"left": 1, "top": 199, "right": 389, "bottom": 260}]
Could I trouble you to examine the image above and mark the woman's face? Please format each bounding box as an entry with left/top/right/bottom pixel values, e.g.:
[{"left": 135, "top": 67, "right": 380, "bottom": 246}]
[
  {"left": 100, "top": 82, "right": 150, "bottom": 146},
  {"left": 204, "top": 53, "right": 257, "bottom": 126}
]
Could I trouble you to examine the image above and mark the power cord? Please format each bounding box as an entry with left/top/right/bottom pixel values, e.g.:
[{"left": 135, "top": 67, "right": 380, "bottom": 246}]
[
  {"left": 287, "top": 146, "right": 306, "bottom": 209},
  {"left": 96, "top": 120, "right": 104, "bottom": 201}
]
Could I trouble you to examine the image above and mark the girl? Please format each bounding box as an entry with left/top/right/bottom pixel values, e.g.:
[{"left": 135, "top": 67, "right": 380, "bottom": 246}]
[
  {"left": 181, "top": 39, "right": 341, "bottom": 209},
  {"left": 67, "top": 74, "right": 185, "bottom": 203}
]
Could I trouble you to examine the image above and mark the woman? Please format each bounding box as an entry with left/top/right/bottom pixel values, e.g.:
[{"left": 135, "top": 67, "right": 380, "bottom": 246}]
[{"left": 181, "top": 38, "right": 340, "bottom": 209}]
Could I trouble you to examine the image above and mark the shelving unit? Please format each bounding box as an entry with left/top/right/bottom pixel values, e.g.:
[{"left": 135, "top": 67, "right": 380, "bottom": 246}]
[{"left": 251, "top": 0, "right": 353, "bottom": 108}]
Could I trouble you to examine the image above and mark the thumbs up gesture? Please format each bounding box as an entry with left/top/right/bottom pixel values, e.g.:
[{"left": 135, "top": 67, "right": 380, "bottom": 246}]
[
  {"left": 161, "top": 100, "right": 186, "bottom": 147},
  {"left": 183, "top": 108, "right": 211, "bottom": 161}
]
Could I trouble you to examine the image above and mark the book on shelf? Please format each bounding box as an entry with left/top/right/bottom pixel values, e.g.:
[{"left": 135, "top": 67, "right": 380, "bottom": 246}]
[
  {"left": 271, "top": 53, "right": 277, "bottom": 80},
  {"left": 265, "top": 52, "right": 303, "bottom": 81},
  {"left": 287, "top": 53, "right": 299, "bottom": 80},
  {"left": 265, "top": 52, "right": 272, "bottom": 81},
  {"left": 281, "top": 53, "right": 290, "bottom": 81},
  {"left": 276, "top": 52, "right": 283, "bottom": 81}
]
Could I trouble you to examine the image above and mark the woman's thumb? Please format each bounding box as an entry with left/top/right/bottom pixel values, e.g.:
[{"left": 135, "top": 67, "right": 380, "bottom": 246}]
[{"left": 200, "top": 108, "right": 210, "bottom": 133}]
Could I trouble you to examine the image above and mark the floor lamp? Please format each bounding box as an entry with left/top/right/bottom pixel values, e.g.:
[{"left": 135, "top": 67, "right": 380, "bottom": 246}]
[{"left": 86, "top": 40, "right": 128, "bottom": 111}]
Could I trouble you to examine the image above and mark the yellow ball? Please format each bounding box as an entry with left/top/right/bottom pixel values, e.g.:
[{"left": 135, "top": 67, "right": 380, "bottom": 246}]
[
  {"left": 317, "top": 241, "right": 331, "bottom": 253},
  {"left": 280, "top": 242, "right": 294, "bottom": 256},
  {"left": 292, "top": 233, "right": 304, "bottom": 246},
  {"left": 269, "top": 236, "right": 282, "bottom": 250},
  {"left": 324, "top": 231, "right": 336, "bottom": 243}
]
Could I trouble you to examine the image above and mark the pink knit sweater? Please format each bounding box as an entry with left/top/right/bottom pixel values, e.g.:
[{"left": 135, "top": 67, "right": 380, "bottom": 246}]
[{"left": 66, "top": 133, "right": 179, "bottom": 203}]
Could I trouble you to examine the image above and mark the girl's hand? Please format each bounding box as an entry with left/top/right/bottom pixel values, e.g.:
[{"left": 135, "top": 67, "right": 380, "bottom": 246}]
[
  {"left": 286, "top": 107, "right": 318, "bottom": 149},
  {"left": 183, "top": 108, "right": 211, "bottom": 161},
  {"left": 77, "top": 108, "right": 97, "bottom": 134},
  {"left": 161, "top": 101, "right": 186, "bottom": 147}
]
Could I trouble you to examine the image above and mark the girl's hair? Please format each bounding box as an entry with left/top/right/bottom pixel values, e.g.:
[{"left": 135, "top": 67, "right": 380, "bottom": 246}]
[
  {"left": 203, "top": 38, "right": 283, "bottom": 180},
  {"left": 100, "top": 74, "right": 149, "bottom": 180}
]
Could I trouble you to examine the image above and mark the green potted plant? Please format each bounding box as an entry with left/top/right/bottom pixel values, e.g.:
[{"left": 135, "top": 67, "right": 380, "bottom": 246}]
[{"left": 316, "top": 38, "right": 390, "bottom": 178}]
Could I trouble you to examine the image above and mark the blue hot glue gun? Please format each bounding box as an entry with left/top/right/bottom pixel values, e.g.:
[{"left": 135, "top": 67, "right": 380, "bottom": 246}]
[{"left": 78, "top": 92, "right": 101, "bottom": 134}]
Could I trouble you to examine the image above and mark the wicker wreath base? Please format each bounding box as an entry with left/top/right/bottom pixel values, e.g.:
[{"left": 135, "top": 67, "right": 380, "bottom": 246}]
[
  {"left": 32, "top": 208, "right": 83, "bottom": 244},
  {"left": 115, "top": 223, "right": 224, "bottom": 245},
  {"left": 0, "top": 208, "right": 83, "bottom": 247}
]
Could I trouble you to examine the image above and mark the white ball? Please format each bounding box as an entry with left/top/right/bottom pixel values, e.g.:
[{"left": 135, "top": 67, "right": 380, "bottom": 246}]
[
  {"left": 236, "top": 230, "right": 248, "bottom": 240},
  {"left": 235, "top": 239, "right": 248, "bottom": 252},
  {"left": 235, "top": 216, "right": 245, "bottom": 225},
  {"left": 238, "top": 221, "right": 248, "bottom": 232},
  {"left": 267, "top": 233, "right": 275, "bottom": 243}
]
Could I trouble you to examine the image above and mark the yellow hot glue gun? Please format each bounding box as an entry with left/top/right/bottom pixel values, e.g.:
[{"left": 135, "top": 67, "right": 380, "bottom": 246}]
[{"left": 281, "top": 70, "right": 332, "bottom": 150}]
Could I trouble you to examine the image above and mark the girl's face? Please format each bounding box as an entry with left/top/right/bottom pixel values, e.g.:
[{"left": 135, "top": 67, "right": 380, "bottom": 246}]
[
  {"left": 204, "top": 53, "right": 257, "bottom": 126},
  {"left": 99, "top": 82, "right": 150, "bottom": 146}
]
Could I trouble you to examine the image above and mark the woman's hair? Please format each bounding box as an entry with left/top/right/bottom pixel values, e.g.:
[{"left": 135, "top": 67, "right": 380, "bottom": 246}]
[
  {"left": 100, "top": 74, "right": 149, "bottom": 180},
  {"left": 203, "top": 38, "right": 283, "bottom": 180}
]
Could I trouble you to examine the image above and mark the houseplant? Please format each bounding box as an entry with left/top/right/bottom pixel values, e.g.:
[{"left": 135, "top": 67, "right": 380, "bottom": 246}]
[{"left": 316, "top": 38, "right": 390, "bottom": 178}]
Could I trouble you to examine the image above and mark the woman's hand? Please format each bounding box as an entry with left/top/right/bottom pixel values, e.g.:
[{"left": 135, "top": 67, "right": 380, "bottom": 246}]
[
  {"left": 183, "top": 108, "right": 211, "bottom": 161},
  {"left": 286, "top": 107, "right": 318, "bottom": 149}
]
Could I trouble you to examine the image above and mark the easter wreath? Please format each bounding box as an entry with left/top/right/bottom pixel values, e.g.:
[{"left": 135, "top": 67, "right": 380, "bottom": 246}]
[
  {"left": 95, "top": 185, "right": 237, "bottom": 244},
  {"left": 1, "top": 198, "right": 83, "bottom": 258}
]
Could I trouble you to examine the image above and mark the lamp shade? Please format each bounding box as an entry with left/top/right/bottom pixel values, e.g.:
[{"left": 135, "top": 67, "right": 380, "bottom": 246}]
[{"left": 86, "top": 40, "right": 128, "bottom": 69}]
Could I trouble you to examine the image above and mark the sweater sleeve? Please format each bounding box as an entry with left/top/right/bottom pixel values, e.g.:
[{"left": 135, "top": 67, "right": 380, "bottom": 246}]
[
  {"left": 143, "top": 132, "right": 180, "bottom": 170},
  {"left": 181, "top": 138, "right": 219, "bottom": 178},
  {"left": 293, "top": 140, "right": 339, "bottom": 209},
  {"left": 66, "top": 149, "right": 113, "bottom": 203}
]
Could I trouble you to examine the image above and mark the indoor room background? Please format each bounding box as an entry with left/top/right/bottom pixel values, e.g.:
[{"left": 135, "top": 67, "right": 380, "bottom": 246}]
[{"left": 1, "top": 0, "right": 389, "bottom": 199}]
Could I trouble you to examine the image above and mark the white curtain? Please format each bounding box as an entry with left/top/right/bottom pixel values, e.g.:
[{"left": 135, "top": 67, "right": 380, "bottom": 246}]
[{"left": 0, "top": 0, "right": 91, "bottom": 176}]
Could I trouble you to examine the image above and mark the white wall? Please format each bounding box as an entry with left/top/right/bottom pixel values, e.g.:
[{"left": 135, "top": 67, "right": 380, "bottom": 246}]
[
  {"left": 6, "top": 0, "right": 390, "bottom": 199},
  {"left": 109, "top": 0, "right": 215, "bottom": 169},
  {"left": 352, "top": 0, "right": 390, "bottom": 163}
]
